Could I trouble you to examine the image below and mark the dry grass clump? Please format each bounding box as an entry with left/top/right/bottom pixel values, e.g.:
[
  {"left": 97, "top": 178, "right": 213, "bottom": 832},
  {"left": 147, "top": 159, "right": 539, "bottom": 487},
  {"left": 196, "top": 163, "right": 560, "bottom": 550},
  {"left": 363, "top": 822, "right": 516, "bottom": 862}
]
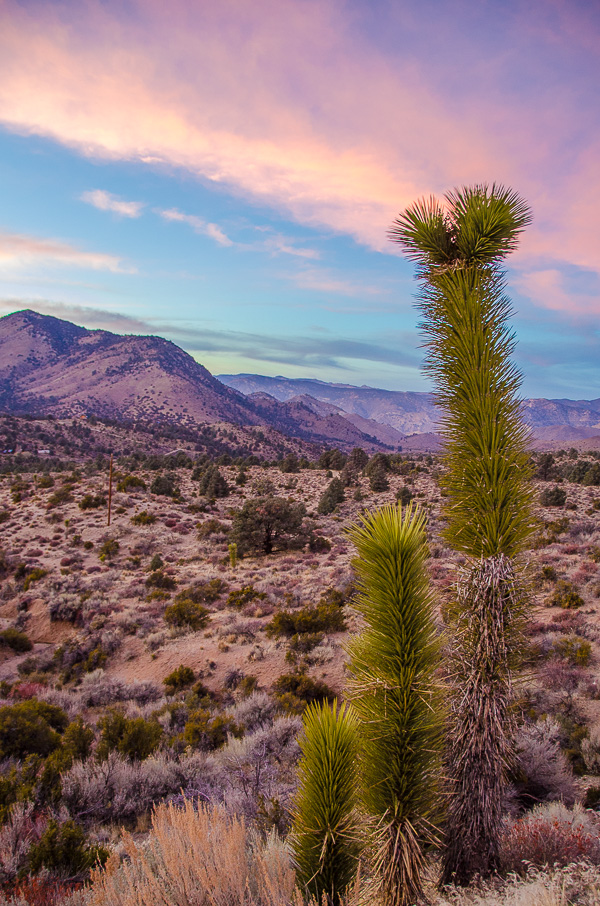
[
  {"left": 434, "top": 863, "right": 600, "bottom": 906},
  {"left": 70, "top": 799, "right": 298, "bottom": 906}
]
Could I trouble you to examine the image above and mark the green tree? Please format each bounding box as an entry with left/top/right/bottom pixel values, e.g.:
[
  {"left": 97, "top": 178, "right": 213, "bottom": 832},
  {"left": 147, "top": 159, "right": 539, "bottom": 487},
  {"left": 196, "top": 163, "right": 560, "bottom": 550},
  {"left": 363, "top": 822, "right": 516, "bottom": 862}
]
[
  {"left": 198, "top": 465, "right": 229, "bottom": 498},
  {"left": 291, "top": 700, "right": 360, "bottom": 905},
  {"left": 347, "top": 504, "right": 444, "bottom": 906},
  {"left": 230, "top": 496, "right": 307, "bottom": 555},
  {"left": 391, "top": 184, "right": 534, "bottom": 884},
  {"left": 317, "top": 478, "right": 345, "bottom": 515}
]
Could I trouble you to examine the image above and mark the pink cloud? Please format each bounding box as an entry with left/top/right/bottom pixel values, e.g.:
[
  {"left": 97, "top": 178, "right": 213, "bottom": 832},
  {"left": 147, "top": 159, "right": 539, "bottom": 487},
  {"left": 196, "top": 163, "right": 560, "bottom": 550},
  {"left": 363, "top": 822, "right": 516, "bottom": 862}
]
[
  {"left": 159, "top": 209, "right": 233, "bottom": 246},
  {"left": 0, "top": 0, "right": 598, "bottom": 299},
  {"left": 514, "top": 268, "right": 600, "bottom": 316},
  {"left": 81, "top": 189, "right": 144, "bottom": 218},
  {"left": 0, "top": 231, "right": 132, "bottom": 273}
]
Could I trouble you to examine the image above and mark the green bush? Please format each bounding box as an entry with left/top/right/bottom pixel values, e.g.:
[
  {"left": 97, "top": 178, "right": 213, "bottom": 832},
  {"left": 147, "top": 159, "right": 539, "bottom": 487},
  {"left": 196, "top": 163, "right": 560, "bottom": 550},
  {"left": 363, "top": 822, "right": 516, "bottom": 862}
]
[
  {"left": 27, "top": 819, "right": 109, "bottom": 876},
  {"left": 396, "top": 485, "right": 414, "bottom": 506},
  {"left": 97, "top": 710, "right": 162, "bottom": 760},
  {"left": 150, "top": 474, "right": 179, "bottom": 498},
  {"left": 47, "top": 485, "right": 73, "bottom": 508},
  {"left": 309, "top": 535, "right": 332, "bottom": 553},
  {"left": 230, "top": 496, "right": 307, "bottom": 556},
  {"left": 131, "top": 510, "right": 156, "bottom": 525},
  {"left": 197, "top": 518, "right": 228, "bottom": 538},
  {"left": 0, "top": 628, "right": 33, "bottom": 653},
  {"left": 164, "top": 598, "right": 210, "bottom": 630},
  {"left": 117, "top": 475, "right": 147, "bottom": 492},
  {"left": 183, "top": 710, "right": 243, "bottom": 749},
  {"left": 163, "top": 665, "right": 196, "bottom": 692},
  {"left": 79, "top": 494, "right": 106, "bottom": 510},
  {"left": 368, "top": 466, "right": 389, "bottom": 492},
  {"left": 548, "top": 580, "right": 585, "bottom": 609},
  {"left": 175, "top": 579, "right": 227, "bottom": 605},
  {"left": 273, "top": 670, "right": 335, "bottom": 713},
  {"left": 0, "top": 700, "right": 68, "bottom": 759},
  {"left": 552, "top": 636, "right": 592, "bottom": 666},
  {"left": 37, "top": 474, "right": 55, "bottom": 489},
  {"left": 146, "top": 569, "right": 177, "bottom": 591},
  {"left": 22, "top": 567, "right": 47, "bottom": 591},
  {"left": 266, "top": 595, "right": 346, "bottom": 638},
  {"left": 226, "top": 585, "right": 266, "bottom": 610},
  {"left": 98, "top": 538, "right": 119, "bottom": 562},
  {"left": 540, "top": 486, "right": 567, "bottom": 507}
]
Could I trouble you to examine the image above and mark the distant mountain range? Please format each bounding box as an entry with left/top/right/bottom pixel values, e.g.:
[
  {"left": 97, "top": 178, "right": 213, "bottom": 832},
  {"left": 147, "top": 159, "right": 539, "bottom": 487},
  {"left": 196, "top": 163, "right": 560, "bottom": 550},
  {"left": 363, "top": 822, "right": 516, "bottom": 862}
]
[
  {"left": 1, "top": 310, "right": 598, "bottom": 453},
  {"left": 218, "top": 374, "right": 600, "bottom": 450}
]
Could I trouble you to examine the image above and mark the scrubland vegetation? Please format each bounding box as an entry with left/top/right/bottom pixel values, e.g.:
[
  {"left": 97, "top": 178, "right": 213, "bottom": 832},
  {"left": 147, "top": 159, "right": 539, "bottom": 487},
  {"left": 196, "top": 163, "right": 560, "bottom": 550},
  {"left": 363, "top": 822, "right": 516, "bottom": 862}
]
[{"left": 2, "top": 187, "right": 600, "bottom": 905}]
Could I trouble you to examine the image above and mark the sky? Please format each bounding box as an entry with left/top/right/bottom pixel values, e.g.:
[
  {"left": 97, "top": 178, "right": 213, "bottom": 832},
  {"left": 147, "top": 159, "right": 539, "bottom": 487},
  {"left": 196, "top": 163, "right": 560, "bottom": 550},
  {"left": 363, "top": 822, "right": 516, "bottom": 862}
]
[{"left": 0, "top": 0, "right": 598, "bottom": 399}]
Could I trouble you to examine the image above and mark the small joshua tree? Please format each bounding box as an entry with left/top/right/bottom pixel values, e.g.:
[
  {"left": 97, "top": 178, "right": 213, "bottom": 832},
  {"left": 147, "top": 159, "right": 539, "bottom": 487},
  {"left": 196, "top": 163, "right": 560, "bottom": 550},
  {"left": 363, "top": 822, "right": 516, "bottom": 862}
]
[
  {"left": 347, "top": 504, "right": 444, "bottom": 906},
  {"left": 390, "top": 184, "right": 534, "bottom": 884},
  {"left": 291, "top": 700, "right": 360, "bottom": 905}
]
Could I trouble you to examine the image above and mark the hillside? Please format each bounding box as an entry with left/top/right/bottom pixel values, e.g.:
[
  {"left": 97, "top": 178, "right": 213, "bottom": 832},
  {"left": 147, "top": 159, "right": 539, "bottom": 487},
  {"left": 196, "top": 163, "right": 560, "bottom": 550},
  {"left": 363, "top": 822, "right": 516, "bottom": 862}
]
[{"left": 0, "top": 311, "right": 386, "bottom": 452}]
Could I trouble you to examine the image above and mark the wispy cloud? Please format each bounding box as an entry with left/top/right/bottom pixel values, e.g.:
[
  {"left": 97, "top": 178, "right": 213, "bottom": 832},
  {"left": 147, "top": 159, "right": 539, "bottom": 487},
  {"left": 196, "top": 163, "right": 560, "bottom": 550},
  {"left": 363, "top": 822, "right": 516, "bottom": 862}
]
[
  {"left": 0, "top": 231, "right": 132, "bottom": 273},
  {"left": 0, "top": 299, "right": 417, "bottom": 370},
  {"left": 159, "top": 208, "right": 233, "bottom": 246},
  {"left": 289, "top": 266, "right": 383, "bottom": 297},
  {"left": 80, "top": 189, "right": 145, "bottom": 218}
]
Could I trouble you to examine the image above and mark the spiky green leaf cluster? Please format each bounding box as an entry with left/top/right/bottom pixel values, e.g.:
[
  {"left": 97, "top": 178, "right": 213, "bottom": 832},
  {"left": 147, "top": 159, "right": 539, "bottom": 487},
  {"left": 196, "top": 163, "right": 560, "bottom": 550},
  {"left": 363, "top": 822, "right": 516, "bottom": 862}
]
[
  {"left": 347, "top": 503, "right": 444, "bottom": 905},
  {"left": 390, "top": 184, "right": 534, "bottom": 559},
  {"left": 291, "top": 699, "right": 360, "bottom": 905}
]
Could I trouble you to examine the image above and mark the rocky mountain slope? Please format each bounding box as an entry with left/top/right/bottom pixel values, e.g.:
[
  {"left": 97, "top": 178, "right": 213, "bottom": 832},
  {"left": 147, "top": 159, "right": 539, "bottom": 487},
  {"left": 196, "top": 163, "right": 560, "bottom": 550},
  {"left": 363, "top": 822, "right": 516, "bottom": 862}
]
[{"left": 0, "top": 311, "right": 387, "bottom": 451}]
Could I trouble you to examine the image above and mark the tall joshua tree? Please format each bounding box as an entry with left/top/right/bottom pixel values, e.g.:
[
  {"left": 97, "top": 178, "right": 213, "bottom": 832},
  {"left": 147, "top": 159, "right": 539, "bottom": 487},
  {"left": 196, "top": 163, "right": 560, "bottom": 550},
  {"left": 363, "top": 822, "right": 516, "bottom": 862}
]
[
  {"left": 389, "top": 185, "right": 534, "bottom": 885},
  {"left": 347, "top": 504, "right": 443, "bottom": 906}
]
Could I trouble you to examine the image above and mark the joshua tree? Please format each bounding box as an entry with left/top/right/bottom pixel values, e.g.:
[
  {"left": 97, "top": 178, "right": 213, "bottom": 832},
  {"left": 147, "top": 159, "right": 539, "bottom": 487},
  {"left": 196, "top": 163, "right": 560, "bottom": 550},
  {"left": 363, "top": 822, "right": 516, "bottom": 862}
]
[
  {"left": 390, "top": 184, "right": 534, "bottom": 884},
  {"left": 291, "top": 699, "right": 360, "bottom": 905},
  {"left": 347, "top": 504, "right": 443, "bottom": 906}
]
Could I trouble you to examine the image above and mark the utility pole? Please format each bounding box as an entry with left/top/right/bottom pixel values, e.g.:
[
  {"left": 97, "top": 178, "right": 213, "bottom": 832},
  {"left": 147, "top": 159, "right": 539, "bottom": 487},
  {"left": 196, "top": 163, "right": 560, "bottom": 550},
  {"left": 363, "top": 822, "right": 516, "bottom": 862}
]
[{"left": 107, "top": 453, "right": 113, "bottom": 526}]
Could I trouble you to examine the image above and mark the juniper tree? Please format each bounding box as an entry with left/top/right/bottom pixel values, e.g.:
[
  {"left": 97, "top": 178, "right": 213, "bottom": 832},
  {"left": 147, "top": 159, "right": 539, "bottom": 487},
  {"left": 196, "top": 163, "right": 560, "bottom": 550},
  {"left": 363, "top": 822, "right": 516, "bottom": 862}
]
[
  {"left": 390, "top": 184, "right": 534, "bottom": 884},
  {"left": 347, "top": 504, "right": 444, "bottom": 906}
]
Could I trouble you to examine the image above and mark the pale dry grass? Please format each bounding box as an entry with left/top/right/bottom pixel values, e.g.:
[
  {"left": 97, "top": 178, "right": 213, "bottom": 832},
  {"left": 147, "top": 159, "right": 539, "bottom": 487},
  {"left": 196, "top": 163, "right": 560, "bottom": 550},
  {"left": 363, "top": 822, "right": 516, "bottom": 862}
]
[
  {"left": 433, "top": 863, "right": 600, "bottom": 906},
  {"left": 70, "top": 799, "right": 299, "bottom": 906}
]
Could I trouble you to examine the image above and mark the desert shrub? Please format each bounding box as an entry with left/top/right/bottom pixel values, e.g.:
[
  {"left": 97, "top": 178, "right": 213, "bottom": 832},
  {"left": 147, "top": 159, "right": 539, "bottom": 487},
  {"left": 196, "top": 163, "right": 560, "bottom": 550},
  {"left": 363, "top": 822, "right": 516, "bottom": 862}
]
[
  {"left": 79, "top": 494, "right": 106, "bottom": 510},
  {"left": 184, "top": 710, "right": 243, "bottom": 750},
  {"left": 79, "top": 672, "right": 161, "bottom": 707},
  {"left": 47, "top": 485, "right": 73, "bottom": 508},
  {"left": 37, "top": 474, "right": 55, "bottom": 488},
  {"left": 0, "top": 628, "right": 32, "bottom": 653},
  {"left": 98, "top": 538, "right": 119, "bottom": 562},
  {"left": 273, "top": 671, "right": 335, "bottom": 713},
  {"left": 98, "top": 709, "right": 162, "bottom": 761},
  {"left": 0, "top": 700, "right": 68, "bottom": 759},
  {"left": 117, "top": 475, "right": 147, "bottom": 492},
  {"left": 500, "top": 802, "right": 600, "bottom": 873},
  {"left": 198, "top": 465, "right": 229, "bottom": 498},
  {"left": 150, "top": 475, "right": 178, "bottom": 498},
  {"left": 226, "top": 585, "right": 267, "bottom": 610},
  {"left": 197, "top": 518, "right": 229, "bottom": 538},
  {"left": 27, "top": 819, "right": 108, "bottom": 878},
  {"left": 131, "top": 510, "right": 156, "bottom": 525},
  {"left": 266, "top": 595, "right": 346, "bottom": 638},
  {"left": 317, "top": 479, "right": 345, "bottom": 515},
  {"left": 176, "top": 579, "right": 227, "bottom": 605},
  {"left": 552, "top": 635, "right": 592, "bottom": 666},
  {"left": 548, "top": 580, "right": 585, "bottom": 609},
  {"left": 581, "top": 725, "right": 600, "bottom": 774},
  {"left": 63, "top": 717, "right": 95, "bottom": 760},
  {"left": 540, "top": 486, "right": 567, "bottom": 507},
  {"left": 164, "top": 665, "right": 195, "bottom": 692},
  {"left": 513, "top": 718, "right": 576, "bottom": 808},
  {"left": 309, "top": 535, "right": 331, "bottom": 553},
  {"left": 230, "top": 496, "right": 307, "bottom": 556},
  {"left": 395, "top": 485, "right": 414, "bottom": 506},
  {"left": 164, "top": 599, "right": 210, "bottom": 631},
  {"left": 541, "top": 564, "right": 557, "bottom": 581},
  {"left": 22, "top": 567, "right": 47, "bottom": 591},
  {"left": 146, "top": 569, "right": 177, "bottom": 591},
  {"left": 287, "top": 632, "right": 325, "bottom": 656},
  {"left": 71, "top": 800, "right": 295, "bottom": 906}
]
